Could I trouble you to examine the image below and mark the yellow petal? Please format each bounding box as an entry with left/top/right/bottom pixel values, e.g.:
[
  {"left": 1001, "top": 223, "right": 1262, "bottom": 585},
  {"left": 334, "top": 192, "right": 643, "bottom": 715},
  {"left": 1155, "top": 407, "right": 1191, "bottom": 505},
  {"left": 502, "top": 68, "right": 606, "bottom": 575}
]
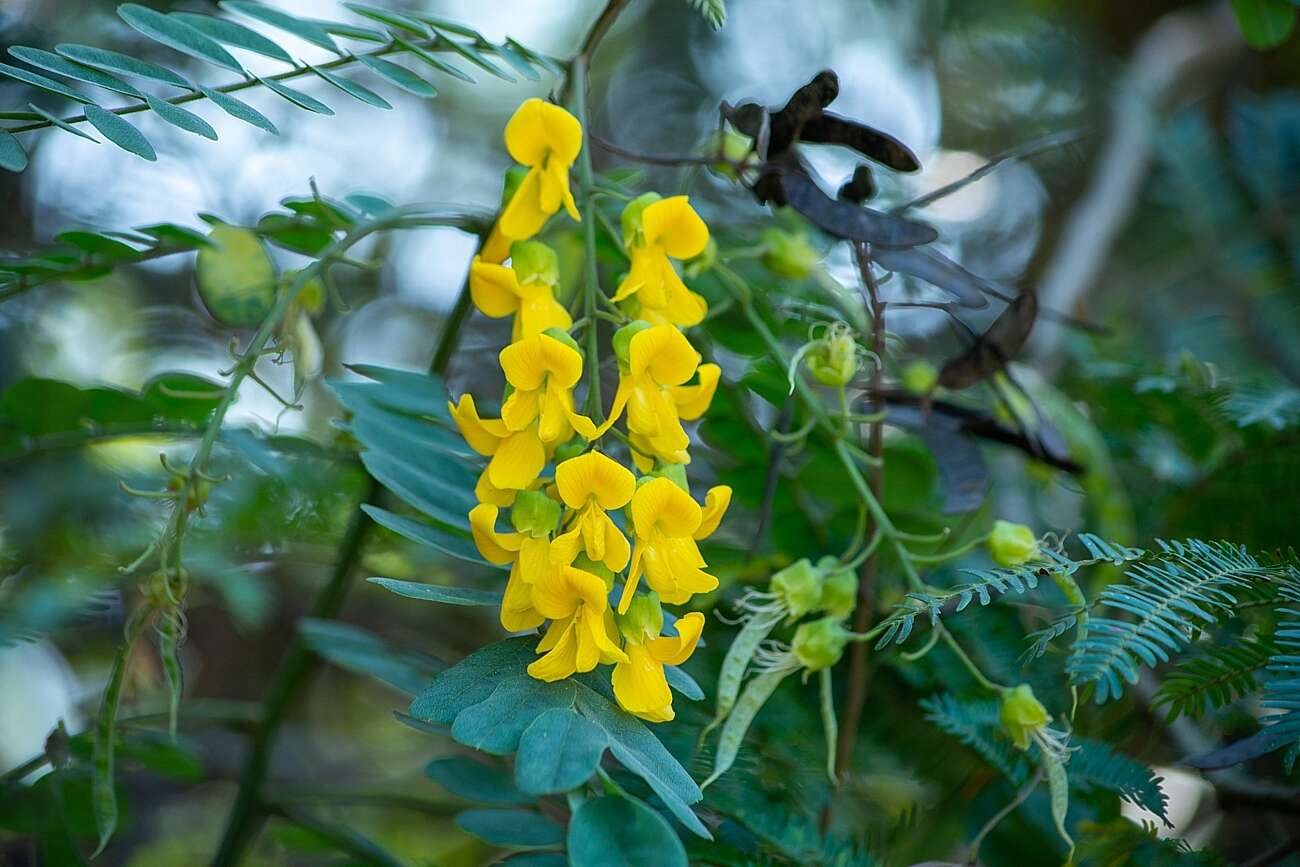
[
  {"left": 672, "top": 363, "right": 720, "bottom": 421},
  {"left": 516, "top": 293, "right": 572, "bottom": 339},
  {"left": 555, "top": 450, "right": 636, "bottom": 510},
  {"left": 549, "top": 525, "right": 584, "bottom": 566},
  {"left": 498, "top": 167, "right": 547, "bottom": 240},
  {"left": 541, "top": 334, "right": 584, "bottom": 388},
  {"left": 449, "top": 394, "right": 506, "bottom": 456},
  {"left": 481, "top": 223, "right": 513, "bottom": 264},
  {"left": 475, "top": 467, "right": 517, "bottom": 507},
  {"left": 501, "top": 561, "right": 544, "bottom": 631},
  {"left": 487, "top": 428, "right": 546, "bottom": 491},
  {"left": 659, "top": 262, "right": 707, "bottom": 327},
  {"left": 631, "top": 477, "right": 702, "bottom": 539},
  {"left": 501, "top": 387, "right": 541, "bottom": 432},
  {"left": 629, "top": 325, "right": 700, "bottom": 386},
  {"left": 528, "top": 619, "right": 579, "bottom": 681},
  {"left": 611, "top": 247, "right": 651, "bottom": 303},
  {"left": 642, "top": 195, "right": 709, "bottom": 260},
  {"left": 647, "top": 611, "right": 704, "bottom": 665},
  {"left": 597, "top": 509, "right": 631, "bottom": 572},
  {"left": 694, "top": 485, "right": 732, "bottom": 540},
  {"left": 618, "top": 544, "right": 645, "bottom": 614},
  {"left": 469, "top": 256, "right": 522, "bottom": 318},
  {"left": 583, "top": 605, "right": 628, "bottom": 664},
  {"left": 536, "top": 614, "right": 572, "bottom": 652},
  {"left": 499, "top": 335, "right": 549, "bottom": 392},
  {"left": 504, "top": 98, "right": 582, "bottom": 167},
  {"left": 469, "top": 503, "right": 523, "bottom": 565},
  {"left": 612, "top": 643, "right": 672, "bottom": 714}
]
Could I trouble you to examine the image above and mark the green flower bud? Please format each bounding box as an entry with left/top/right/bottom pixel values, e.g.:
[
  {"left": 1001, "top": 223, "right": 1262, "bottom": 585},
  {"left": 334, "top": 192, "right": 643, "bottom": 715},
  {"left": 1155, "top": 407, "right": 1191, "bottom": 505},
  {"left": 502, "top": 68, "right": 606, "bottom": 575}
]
[
  {"left": 616, "top": 591, "right": 664, "bottom": 642},
  {"left": 900, "top": 360, "right": 938, "bottom": 395},
  {"left": 760, "top": 228, "right": 817, "bottom": 280},
  {"left": 704, "top": 129, "right": 753, "bottom": 181},
  {"left": 543, "top": 326, "right": 582, "bottom": 354},
  {"left": 1000, "top": 683, "right": 1049, "bottom": 750},
  {"left": 553, "top": 439, "right": 587, "bottom": 463},
  {"left": 792, "top": 616, "right": 849, "bottom": 671},
  {"left": 651, "top": 462, "right": 689, "bottom": 492},
  {"left": 819, "top": 566, "right": 858, "bottom": 619},
  {"left": 621, "top": 192, "right": 662, "bottom": 248},
  {"left": 989, "top": 520, "right": 1039, "bottom": 567},
  {"left": 612, "top": 320, "right": 652, "bottom": 371},
  {"left": 574, "top": 554, "right": 616, "bottom": 589},
  {"left": 167, "top": 475, "right": 211, "bottom": 514},
  {"left": 771, "top": 558, "right": 823, "bottom": 619},
  {"left": 500, "top": 165, "right": 529, "bottom": 209},
  {"left": 805, "top": 325, "right": 858, "bottom": 387},
  {"left": 684, "top": 236, "right": 717, "bottom": 278},
  {"left": 510, "top": 490, "right": 561, "bottom": 537},
  {"left": 510, "top": 240, "right": 559, "bottom": 287}
]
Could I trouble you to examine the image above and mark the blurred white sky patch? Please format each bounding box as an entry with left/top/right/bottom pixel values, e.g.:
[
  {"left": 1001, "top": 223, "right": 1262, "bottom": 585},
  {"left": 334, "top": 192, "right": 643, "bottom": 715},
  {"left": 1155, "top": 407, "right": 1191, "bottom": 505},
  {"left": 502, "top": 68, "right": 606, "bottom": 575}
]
[
  {"left": 387, "top": 225, "right": 479, "bottom": 308},
  {"left": 0, "top": 641, "right": 80, "bottom": 780}
]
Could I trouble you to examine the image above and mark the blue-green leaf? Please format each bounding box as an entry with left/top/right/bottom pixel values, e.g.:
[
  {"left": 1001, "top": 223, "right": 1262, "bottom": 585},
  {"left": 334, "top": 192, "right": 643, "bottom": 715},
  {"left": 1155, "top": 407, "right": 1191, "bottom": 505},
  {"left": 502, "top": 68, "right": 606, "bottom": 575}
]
[
  {"left": 433, "top": 34, "right": 515, "bottom": 82},
  {"left": 361, "top": 505, "right": 490, "bottom": 567},
  {"left": 367, "top": 576, "right": 501, "bottom": 606},
  {"left": 8, "top": 47, "right": 145, "bottom": 98},
  {"left": 299, "top": 616, "right": 439, "bottom": 694},
  {"left": 664, "top": 665, "right": 704, "bottom": 701},
  {"left": 198, "top": 86, "right": 279, "bottom": 135},
  {"left": 567, "top": 795, "right": 688, "bottom": 867},
  {"left": 146, "top": 95, "right": 218, "bottom": 140},
  {"left": 0, "top": 61, "right": 92, "bottom": 103},
  {"left": 358, "top": 450, "right": 475, "bottom": 528},
  {"left": 55, "top": 231, "right": 140, "bottom": 259},
  {"left": 83, "top": 105, "right": 156, "bottom": 161},
  {"left": 455, "top": 809, "right": 564, "bottom": 848},
  {"left": 258, "top": 76, "right": 334, "bottom": 115},
  {"left": 0, "top": 129, "right": 27, "bottom": 172},
  {"left": 118, "top": 4, "right": 245, "bottom": 74},
  {"left": 56, "top": 44, "right": 191, "bottom": 90},
  {"left": 409, "top": 637, "right": 538, "bottom": 724},
  {"left": 170, "top": 12, "right": 295, "bottom": 64},
  {"left": 392, "top": 36, "right": 475, "bottom": 84},
  {"left": 220, "top": 1, "right": 340, "bottom": 54},
  {"left": 492, "top": 41, "right": 541, "bottom": 82},
  {"left": 355, "top": 55, "right": 438, "bottom": 98},
  {"left": 425, "top": 756, "right": 532, "bottom": 805},
  {"left": 514, "top": 707, "right": 608, "bottom": 795},
  {"left": 310, "top": 66, "right": 392, "bottom": 110},
  {"left": 451, "top": 676, "right": 576, "bottom": 755},
  {"left": 27, "top": 102, "right": 99, "bottom": 141},
  {"left": 343, "top": 3, "right": 431, "bottom": 36}
]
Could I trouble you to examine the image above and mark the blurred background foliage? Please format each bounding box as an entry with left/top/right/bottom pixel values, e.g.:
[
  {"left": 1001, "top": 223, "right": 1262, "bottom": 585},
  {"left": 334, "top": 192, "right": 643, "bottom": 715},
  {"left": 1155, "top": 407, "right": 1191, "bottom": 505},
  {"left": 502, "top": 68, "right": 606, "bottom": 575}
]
[{"left": 3, "top": 0, "right": 1300, "bottom": 865}]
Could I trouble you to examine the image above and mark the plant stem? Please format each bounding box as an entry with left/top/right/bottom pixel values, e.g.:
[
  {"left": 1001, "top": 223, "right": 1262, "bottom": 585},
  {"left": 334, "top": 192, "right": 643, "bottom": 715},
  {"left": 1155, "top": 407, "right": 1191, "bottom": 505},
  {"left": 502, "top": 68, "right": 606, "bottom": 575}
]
[{"left": 572, "top": 54, "right": 604, "bottom": 422}]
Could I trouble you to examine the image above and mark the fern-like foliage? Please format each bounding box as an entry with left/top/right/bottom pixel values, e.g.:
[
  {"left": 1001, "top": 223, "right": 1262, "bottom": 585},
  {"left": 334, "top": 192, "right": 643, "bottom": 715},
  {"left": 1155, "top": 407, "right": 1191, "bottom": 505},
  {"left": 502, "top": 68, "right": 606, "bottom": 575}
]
[
  {"left": 920, "top": 693, "right": 1030, "bottom": 784},
  {"left": 1153, "top": 634, "right": 1277, "bottom": 721},
  {"left": 1219, "top": 384, "right": 1300, "bottom": 430},
  {"left": 876, "top": 533, "right": 1143, "bottom": 650},
  {"left": 0, "top": 1, "right": 558, "bottom": 173},
  {"left": 1261, "top": 581, "right": 1300, "bottom": 771},
  {"left": 686, "top": 0, "right": 728, "bottom": 30},
  {"left": 1069, "top": 737, "right": 1169, "bottom": 825},
  {"left": 1067, "top": 540, "right": 1299, "bottom": 703}
]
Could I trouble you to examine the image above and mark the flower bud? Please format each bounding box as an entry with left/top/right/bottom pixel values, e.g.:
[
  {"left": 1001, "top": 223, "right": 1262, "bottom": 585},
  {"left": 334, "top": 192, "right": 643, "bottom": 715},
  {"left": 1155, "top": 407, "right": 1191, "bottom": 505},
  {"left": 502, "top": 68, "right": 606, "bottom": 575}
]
[
  {"left": 574, "top": 554, "right": 616, "bottom": 589},
  {"left": 651, "top": 462, "right": 689, "bottom": 491},
  {"left": 542, "top": 326, "right": 582, "bottom": 355},
  {"left": 509, "top": 240, "right": 559, "bottom": 287},
  {"left": 900, "top": 360, "right": 938, "bottom": 395},
  {"left": 771, "top": 558, "right": 823, "bottom": 619},
  {"left": 684, "top": 236, "right": 717, "bottom": 278},
  {"left": 805, "top": 325, "right": 858, "bottom": 387},
  {"left": 510, "top": 490, "right": 560, "bottom": 537},
  {"left": 612, "top": 320, "right": 652, "bottom": 371},
  {"left": 621, "top": 192, "right": 662, "bottom": 247},
  {"left": 792, "top": 616, "right": 849, "bottom": 671},
  {"left": 760, "top": 228, "right": 817, "bottom": 280},
  {"left": 704, "top": 129, "right": 753, "bottom": 181},
  {"left": 616, "top": 591, "right": 664, "bottom": 643},
  {"left": 500, "top": 165, "right": 529, "bottom": 209},
  {"left": 989, "top": 520, "right": 1039, "bottom": 567},
  {"left": 1000, "top": 683, "right": 1049, "bottom": 750},
  {"left": 818, "top": 564, "right": 858, "bottom": 619},
  {"left": 167, "top": 475, "right": 211, "bottom": 514}
]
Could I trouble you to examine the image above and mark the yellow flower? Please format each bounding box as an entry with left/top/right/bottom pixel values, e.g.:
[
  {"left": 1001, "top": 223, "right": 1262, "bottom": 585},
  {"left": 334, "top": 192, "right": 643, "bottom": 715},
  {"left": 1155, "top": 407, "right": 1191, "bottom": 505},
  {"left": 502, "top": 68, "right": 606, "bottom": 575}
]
[
  {"left": 469, "top": 241, "right": 571, "bottom": 341},
  {"left": 612, "top": 605, "right": 705, "bottom": 722},
  {"left": 599, "top": 325, "right": 720, "bottom": 467},
  {"left": 696, "top": 485, "right": 731, "bottom": 539},
  {"left": 450, "top": 393, "right": 547, "bottom": 494},
  {"left": 468, "top": 502, "right": 560, "bottom": 632},
  {"left": 500, "top": 330, "right": 598, "bottom": 443},
  {"left": 528, "top": 563, "right": 628, "bottom": 681},
  {"left": 498, "top": 98, "right": 583, "bottom": 242},
  {"left": 551, "top": 450, "right": 635, "bottom": 573},
  {"left": 619, "top": 477, "right": 719, "bottom": 612},
  {"left": 613, "top": 196, "right": 710, "bottom": 328}
]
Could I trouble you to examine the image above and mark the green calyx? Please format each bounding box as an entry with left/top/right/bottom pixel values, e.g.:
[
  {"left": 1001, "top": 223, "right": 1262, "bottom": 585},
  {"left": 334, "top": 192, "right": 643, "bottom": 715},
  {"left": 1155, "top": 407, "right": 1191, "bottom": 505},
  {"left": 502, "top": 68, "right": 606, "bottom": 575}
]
[
  {"left": 900, "top": 360, "right": 938, "bottom": 395},
  {"left": 621, "top": 192, "right": 662, "bottom": 248},
  {"left": 989, "top": 520, "right": 1039, "bottom": 567},
  {"left": 771, "top": 558, "right": 823, "bottom": 619},
  {"left": 616, "top": 591, "right": 664, "bottom": 643},
  {"left": 612, "top": 320, "right": 652, "bottom": 371},
  {"left": 805, "top": 325, "right": 858, "bottom": 388},
  {"left": 510, "top": 490, "right": 561, "bottom": 537},
  {"left": 760, "top": 227, "right": 817, "bottom": 280},
  {"left": 792, "top": 616, "right": 849, "bottom": 671},
  {"left": 500, "top": 165, "right": 529, "bottom": 209},
  {"left": 509, "top": 240, "right": 559, "bottom": 287},
  {"left": 999, "top": 683, "right": 1049, "bottom": 750}
]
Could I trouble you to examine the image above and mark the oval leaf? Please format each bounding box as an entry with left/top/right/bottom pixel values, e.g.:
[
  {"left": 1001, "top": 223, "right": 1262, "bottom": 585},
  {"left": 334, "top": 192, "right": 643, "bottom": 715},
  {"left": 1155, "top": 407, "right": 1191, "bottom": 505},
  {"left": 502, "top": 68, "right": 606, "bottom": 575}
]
[
  {"left": 118, "top": 4, "right": 245, "bottom": 74},
  {"left": 0, "top": 129, "right": 28, "bottom": 172},
  {"left": 259, "top": 76, "right": 334, "bottom": 115},
  {"left": 1232, "top": 0, "right": 1297, "bottom": 49},
  {"left": 146, "top": 95, "right": 218, "bottom": 140},
  {"left": 311, "top": 66, "right": 392, "bottom": 109},
  {"left": 198, "top": 86, "right": 278, "bottom": 135},
  {"left": 454, "top": 809, "right": 564, "bottom": 848},
  {"left": 514, "top": 707, "right": 608, "bottom": 795},
  {"left": 355, "top": 55, "right": 438, "bottom": 98},
  {"left": 83, "top": 105, "right": 156, "bottom": 161},
  {"left": 195, "top": 224, "right": 277, "bottom": 325},
  {"left": 425, "top": 757, "right": 531, "bottom": 805},
  {"left": 367, "top": 576, "right": 502, "bottom": 606},
  {"left": 567, "top": 796, "right": 688, "bottom": 867},
  {"left": 27, "top": 102, "right": 99, "bottom": 142},
  {"left": 0, "top": 61, "right": 92, "bottom": 103},
  {"left": 170, "top": 12, "right": 294, "bottom": 63},
  {"left": 8, "top": 46, "right": 145, "bottom": 98},
  {"left": 219, "top": 1, "right": 340, "bottom": 53},
  {"left": 56, "top": 43, "right": 191, "bottom": 89}
]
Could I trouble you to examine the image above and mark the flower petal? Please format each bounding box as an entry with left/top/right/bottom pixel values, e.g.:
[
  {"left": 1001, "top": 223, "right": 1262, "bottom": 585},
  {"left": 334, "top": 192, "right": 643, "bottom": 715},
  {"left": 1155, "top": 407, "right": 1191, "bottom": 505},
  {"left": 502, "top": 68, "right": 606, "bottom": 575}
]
[
  {"left": 672, "top": 363, "right": 720, "bottom": 421},
  {"left": 517, "top": 293, "right": 572, "bottom": 339},
  {"left": 487, "top": 428, "right": 546, "bottom": 491},
  {"left": 555, "top": 450, "right": 636, "bottom": 510},
  {"left": 498, "top": 167, "right": 548, "bottom": 240},
  {"left": 631, "top": 477, "right": 702, "bottom": 539},
  {"left": 629, "top": 325, "right": 700, "bottom": 386},
  {"left": 475, "top": 467, "right": 517, "bottom": 506},
  {"left": 481, "top": 223, "right": 513, "bottom": 264},
  {"left": 449, "top": 394, "right": 505, "bottom": 456},
  {"left": 612, "top": 643, "right": 672, "bottom": 714},
  {"left": 647, "top": 611, "right": 704, "bottom": 665},
  {"left": 527, "top": 618, "right": 579, "bottom": 681},
  {"left": 694, "top": 485, "right": 732, "bottom": 540},
  {"left": 501, "top": 561, "right": 544, "bottom": 631},
  {"left": 504, "top": 98, "right": 582, "bottom": 167},
  {"left": 642, "top": 196, "right": 708, "bottom": 260},
  {"left": 469, "top": 256, "right": 522, "bottom": 318},
  {"left": 469, "top": 503, "right": 523, "bottom": 565},
  {"left": 499, "top": 335, "right": 549, "bottom": 392}
]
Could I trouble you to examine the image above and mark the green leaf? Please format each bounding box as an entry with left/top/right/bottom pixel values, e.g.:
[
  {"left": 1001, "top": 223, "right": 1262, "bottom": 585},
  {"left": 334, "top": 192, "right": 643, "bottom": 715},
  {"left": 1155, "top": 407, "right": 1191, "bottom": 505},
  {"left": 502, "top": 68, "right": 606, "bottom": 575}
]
[
  {"left": 27, "top": 102, "right": 100, "bottom": 141},
  {"left": 1232, "top": 0, "right": 1297, "bottom": 48},
  {"left": 8, "top": 46, "right": 145, "bottom": 98},
  {"left": 501, "top": 854, "right": 567, "bottom": 867},
  {"left": 220, "top": 1, "right": 340, "bottom": 54},
  {"left": 0, "top": 61, "right": 92, "bottom": 103},
  {"left": 568, "top": 795, "right": 688, "bottom": 867},
  {"left": 433, "top": 35, "right": 515, "bottom": 82},
  {"left": 492, "top": 41, "right": 541, "bottom": 82},
  {"left": 507, "top": 38, "right": 563, "bottom": 78},
  {"left": 425, "top": 756, "right": 532, "bottom": 805},
  {"left": 358, "top": 450, "right": 476, "bottom": 529},
  {"left": 55, "top": 44, "right": 191, "bottom": 90},
  {"left": 514, "top": 707, "right": 608, "bottom": 795},
  {"left": 118, "top": 4, "right": 245, "bottom": 74},
  {"left": 355, "top": 55, "right": 438, "bottom": 98},
  {"left": 169, "top": 12, "right": 295, "bottom": 64},
  {"left": 195, "top": 224, "right": 277, "bottom": 326},
  {"left": 318, "top": 21, "right": 388, "bottom": 43},
  {"left": 199, "top": 86, "right": 279, "bottom": 135},
  {"left": 451, "top": 676, "right": 577, "bottom": 755},
  {"left": 392, "top": 35, "right": 475, "bottom": 84},
  {"left": 0, "top": 129, "right": 27, "bottom": 172},
  {"left": 664, "top": 665, "right": 704, "bottom": 701},
  {"left": 135, "top": 222, "right": 215, "bottom": 248},
  {"left": 361, "top": 505, "right": 491, "bottom": 567},
  {"left": 455, "top": 809, "right": 564, "bottom": 848},
  {"left": 343, "top": 363, "right": 451, "bottom": 415},
  {"left": 83, "top": 105, "right": 156, "bottom": 161},
  {"left": 343, "top": 3, "right": 431, "bottom": 36},
  {"left": 310, "top": 66, "right": 392, "bottom": 110},
  {"left": 408, "top": 637, "right": 539, "bottom": 724},
  {"left": 145, "top": 95, "right": 218, "bottom": 140},
  {"left": 258, "top": 76, "right": 334, "bottom": 115},
  {"left": 367, "top": 576, "right": 502, "bottom": 607},
  {"left": 299, "top": 616, "right": 440, "bottom": 694},
  {"left": 55, "top": 231, "right": 140, "bottom": 260}
]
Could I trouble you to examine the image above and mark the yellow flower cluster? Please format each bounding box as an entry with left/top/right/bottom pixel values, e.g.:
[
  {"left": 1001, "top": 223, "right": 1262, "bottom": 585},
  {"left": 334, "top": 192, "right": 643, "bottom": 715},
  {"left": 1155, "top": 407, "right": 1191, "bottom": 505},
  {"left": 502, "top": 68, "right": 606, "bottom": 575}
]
[{"left": 450, "top": 99, "right": 731, "bottom": 722}]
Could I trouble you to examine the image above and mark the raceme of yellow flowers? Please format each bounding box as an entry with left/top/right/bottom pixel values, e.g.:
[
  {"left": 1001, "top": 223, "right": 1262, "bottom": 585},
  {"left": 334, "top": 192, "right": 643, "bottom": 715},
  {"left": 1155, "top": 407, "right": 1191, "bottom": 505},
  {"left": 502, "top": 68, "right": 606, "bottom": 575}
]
[{"left": 450, "top": 98, "right": 731, "bottom": 723}]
